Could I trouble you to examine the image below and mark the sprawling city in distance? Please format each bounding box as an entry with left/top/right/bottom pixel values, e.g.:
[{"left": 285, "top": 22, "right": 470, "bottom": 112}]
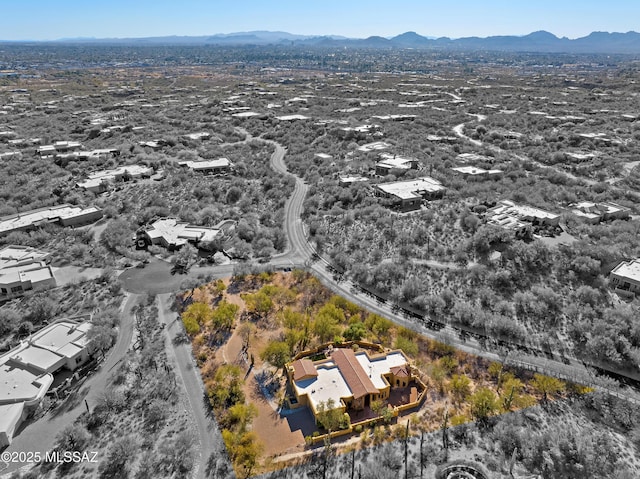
[{"left": 2, "top": 3, "right": 640, "bottom": 479}]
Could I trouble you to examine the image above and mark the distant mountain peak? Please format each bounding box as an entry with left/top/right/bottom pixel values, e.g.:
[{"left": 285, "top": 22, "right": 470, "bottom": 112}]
[
  {"left": 14, "top": 29, "right": 640, "bottom": 54},
  {"left": 525, "top": 30, "right": 558, "bottom": 39}
]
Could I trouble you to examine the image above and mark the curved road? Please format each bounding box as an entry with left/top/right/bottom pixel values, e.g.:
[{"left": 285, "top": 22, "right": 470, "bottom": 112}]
[{"left": 116, "top": 127, "right": 640, "bottom": 478}]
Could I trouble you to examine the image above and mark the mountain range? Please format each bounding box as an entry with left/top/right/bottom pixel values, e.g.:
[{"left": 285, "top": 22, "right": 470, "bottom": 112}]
[{"left": 20, "top": 30, "right": 640, "bottom": 54}]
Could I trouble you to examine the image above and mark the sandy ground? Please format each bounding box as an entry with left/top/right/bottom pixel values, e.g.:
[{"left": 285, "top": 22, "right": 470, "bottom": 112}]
[
  {"left": 52, "top": 265, "right": 105, "bottom": 285},
  {"left": 217, "top": 320, "right": 313, "bottom": 458}
]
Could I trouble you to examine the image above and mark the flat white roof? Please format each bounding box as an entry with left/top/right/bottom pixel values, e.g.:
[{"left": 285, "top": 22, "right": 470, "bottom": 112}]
[
  {"left": 185, "top": 132, "right": 211, "bottom": 140},
  {"left": 179, "top": 158, "right": 231, "bottom": 170},
  {"left": 77, "top": 165, "right": 153, "bottom": 189},
  {"left": 146, "top": 218, "right": 220, "bottom": 247},
  {"left": 294, "top": 361, "right": 352, "bottom": 411},
  {"left": 573, "top": 201, "right": 629, "bottom": 215},
  {"left": 451, "top": 166, "right": 503, "bottom": 175},
  {"left": 377, "top": 154, "right": 416, "bottom": 170},
  {"left": 355, "top": 351, "right": 407, "bottom": 390},
  {"left": 0, "top": 245, "right": 49, "bottom": 269},
  {"left": 232, "top": 111, "right": 261, "bottom": 118},
  {"left": 492, "top": 200, "right": 559, "bottom": 221},
  {"left": 34, "top": 322, "right": 88, "bottom": 352},
  {"left": 11, "top": 347, "right": 63, "bottom": 372},
  {"left": 0, "top": 320, "right": 92, "bottom": 376},
  {"left": 339, "top": 176, "right": 368, "bottom": 184},
  {"left": 457, "top": 153, "right": 493, "bottom": 162},
  {"left": 358, "top": 141, "right": 391, "bottom": 152},
  {"left": 293, "top": 350, "right": 410, "bottom": 412},
  {"left": 276, "top": 114, "right": 310, "bottom": 121},
  {"left": 0, "top": 205, "right": 101, "bottom": 234},
  {"left": 377, "top": 177, "right": 444, "bottom": 200},
  {"left": 0, "top": 263, "right": 54, "bottom": 286},
  {"left": 340, "top": 124, "right": 379, "bottom": 132},
  {"left": 0, "top": 403, "right": 24, "bottom": 434},
  {"left": 0, "top": 363, "right": 47, "bottom": 403},
  {"left": 611, "top": 259, "right": 640, "bottom": 283},
  {"left": 371, "top": 114, "right": 416, "bottom": 120}
]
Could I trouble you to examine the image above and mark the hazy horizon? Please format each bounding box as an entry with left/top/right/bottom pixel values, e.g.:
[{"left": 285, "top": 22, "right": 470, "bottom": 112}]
[{"left": 2, "top": 0, "right": 639, "bottom": 42}]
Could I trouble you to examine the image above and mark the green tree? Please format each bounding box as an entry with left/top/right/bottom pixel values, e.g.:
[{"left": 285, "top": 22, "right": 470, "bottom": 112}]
[
  {"left": 316, "top": 398, "right": 349, "bottom": 441},
  {"left": 343, "top": 321, "right": 367, "bottom": 341},
  {"left": 394, "top": 336, "right": 418, "bottom": 357},
  {"left": 427, "top": 362, "right": 447, "bottom": 394},
  {"left": 449, "top": 374, "right": 471, "bottom": 409},
  {"left": 227, "top": 403, "right": 259, "bottom": 432},
  {"left": 530, "top": 373, "right": 564, "bottom": 403},
  {"left": 242, "top": 291, "right": 273, "bottom": 317},
  {"left": 237, "top": 321, "right": 255, "bottom": 349},
  {"left": 181, "top": 302, "right": 213, "bottom": 335},
  {"left": 469, "top": 387, "right": 498, "bottom": 425},
  {"left": 313, "top": 304, "right": 345, "bottom": 343},
  {"left": 365, "top": 313, "right": 392, "bottom": 341},
  {"left": 371, "top": 398, "right": 395, "bottom": 424},
  {"left": 209, "top": 364, "right": 245, "bottom": 409},
  {"left": 211, "top": 300, "right": 239, "bottom": 329},
  {"left": 222, "top": 429, "right": 264, "bottom": 479},
  {"left": 501, "top": 376, "right": 525, "bottom": 410},
  {"left": 260, "top": 340, "right": 291, "bottom": 371},
  {"left": 183, "top": 302, "right": 213, "bottom": 325}
]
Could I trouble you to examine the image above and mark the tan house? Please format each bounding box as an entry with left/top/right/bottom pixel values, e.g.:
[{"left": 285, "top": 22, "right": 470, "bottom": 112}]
[{"left": 287, "top": 347, "right": 424, "bottom": 423}]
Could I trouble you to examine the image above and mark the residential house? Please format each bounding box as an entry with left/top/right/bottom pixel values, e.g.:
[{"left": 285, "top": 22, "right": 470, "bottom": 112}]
[
  {"left": 374, "top": 177, "right": 445, "bottom": 211},
  {"left": 0, "top": 319, "right": 93, "bottom": 446},
  {"left": 609, "top": 259, "right": 640, "bottom": 296},
  {"left": 571, "top": 201, "right": 631, "bottom": 224},
  {"left": 76, "top": 165, "right": 154, "bottom": 194},
  {"left": 487, "top": 200, "right": 560, "bottom": 234},
  {"left": 375, "top": 154, "right": 418, "bottom": 176},
  {"left": 0, "top": 205, "right": 103, "bottom": 236},
  {"left": 137, "top": 218, "right": 222, "bottom": 251},
  {"left": 287, "top": 347, "right": 424, "bottom": 424},
  {"left": 178, "top": 158, "right": 232, "bottom": 175},
  {"left": 0, "top": 245, "right": 56, "bottom": 302},
  {"left": 451, "top": 166, "right": 503, "bottom": 178},
  {"left": 36, "top": 141, "right": 82, "bottom": 157}
]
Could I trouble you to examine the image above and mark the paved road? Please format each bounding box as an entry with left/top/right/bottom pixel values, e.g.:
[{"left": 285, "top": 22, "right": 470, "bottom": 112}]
[
  {"left": 1, "top": 293, "right": 141, "bottom": 476},
  {"left": 115, "top": 126, "right": 640, "bottom": 478},
  {"left": 156, "top": 293, "right": 224, "bottom": 479}
]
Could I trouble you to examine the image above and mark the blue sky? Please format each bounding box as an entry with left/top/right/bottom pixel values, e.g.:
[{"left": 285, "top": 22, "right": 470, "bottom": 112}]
[{"left": 2, "top": 0, "right": 639, "bottom": 41}]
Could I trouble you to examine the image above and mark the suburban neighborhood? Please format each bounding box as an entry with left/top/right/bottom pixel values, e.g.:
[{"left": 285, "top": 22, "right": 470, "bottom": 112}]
[{"left": 1, "top": 14, "right": 640, "bottom": 479}]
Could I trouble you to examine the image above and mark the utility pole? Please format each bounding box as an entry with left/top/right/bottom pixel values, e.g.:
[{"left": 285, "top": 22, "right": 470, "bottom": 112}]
[
  {"left": 350, "top": 448, "right": 355, "bottom": 479},
  {"left": 404, "top": 420, "right": 410, "bottom": 479},
  {"left": 442, "top": 406, "right": 450, "bottom": 454},
  {"left": 420, "top": 429, "right": 425, "bottom": 479}
]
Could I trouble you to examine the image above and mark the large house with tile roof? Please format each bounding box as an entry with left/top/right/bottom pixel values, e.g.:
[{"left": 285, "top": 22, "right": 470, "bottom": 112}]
[{"left": 287, "top": 346, "right": 424, "bottom": 423}]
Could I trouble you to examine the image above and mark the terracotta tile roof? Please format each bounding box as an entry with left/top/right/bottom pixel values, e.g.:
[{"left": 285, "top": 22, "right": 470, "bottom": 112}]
[
  {"left": 291, "top": 358, "right": 318, "bottom": 381},
  {"left": 332, "top": 348, "right": 379, "bottom": 399},
  {"left": 390, "top": 364, "right": 410, "bottom": 378}
]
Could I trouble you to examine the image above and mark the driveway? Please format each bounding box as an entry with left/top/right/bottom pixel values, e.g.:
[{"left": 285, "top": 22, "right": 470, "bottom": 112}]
[{"left": 156, "top": 293, "right": 227, "bottom": 479}]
